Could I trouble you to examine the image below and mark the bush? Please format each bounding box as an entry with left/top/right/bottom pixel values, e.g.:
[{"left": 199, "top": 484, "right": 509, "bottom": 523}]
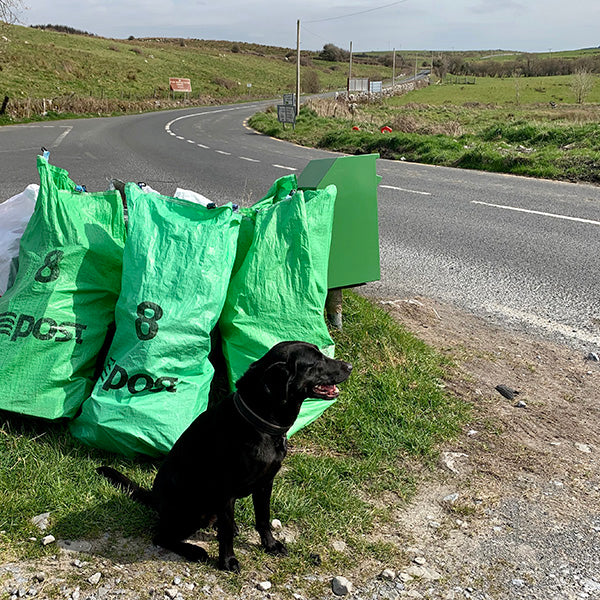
[
  {"left": 302, "top": 70, "right": 320, "bottom": 93},
  {"left": 319, "top": 43, "right": 350, "bottom": 62},
  {"left": 231, "top": 43, "right": 241, "bottom": 53}
]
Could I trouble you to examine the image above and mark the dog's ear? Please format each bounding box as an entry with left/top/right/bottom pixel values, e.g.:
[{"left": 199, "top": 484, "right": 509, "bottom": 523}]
[{"left": 262, "top": 361, "right": 289, "bottom": 397}]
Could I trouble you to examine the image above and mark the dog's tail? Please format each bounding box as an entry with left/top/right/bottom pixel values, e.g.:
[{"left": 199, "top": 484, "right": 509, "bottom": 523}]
[{"left": 96, "top": 466, "right": 155, "bottom": 508}]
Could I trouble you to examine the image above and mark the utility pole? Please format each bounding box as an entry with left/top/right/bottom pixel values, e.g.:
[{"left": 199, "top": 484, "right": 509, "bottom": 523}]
[
  {"left": 349, "top": 41, "right": 353, "bottom": 82},
  {"left": 414, "top": 54, "right": 418, "bottom": 79},
  {"left": 392, "top": 47, "right": 396, "bottom": 88},
  {"left": 296, "top": 19, "right": 301, "bottom": 117}
]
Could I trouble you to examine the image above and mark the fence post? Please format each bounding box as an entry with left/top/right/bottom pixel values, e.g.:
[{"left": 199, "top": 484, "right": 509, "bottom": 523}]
[
  {"left": 326, "top": 289, "right": 343, "bottom": 330},
  {"left": 0, "top": 96, "right": 8, "bottom": 115}
]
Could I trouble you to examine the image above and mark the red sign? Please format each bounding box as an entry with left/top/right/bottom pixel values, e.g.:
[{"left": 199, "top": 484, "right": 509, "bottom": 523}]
[{"left": 169, "top": 78, "right": 192, "bottom": 92}]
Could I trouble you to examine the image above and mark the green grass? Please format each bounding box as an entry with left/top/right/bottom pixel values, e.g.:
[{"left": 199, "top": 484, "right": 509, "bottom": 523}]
[
  {"left": 0, "top": 24, "right": 390, "bottom": 105},
  {"left": 249, "top": 75, "right": 600, "bottom": 183},
  {"left": 0, "top": 292, "right": 468, "bottom": 575}
]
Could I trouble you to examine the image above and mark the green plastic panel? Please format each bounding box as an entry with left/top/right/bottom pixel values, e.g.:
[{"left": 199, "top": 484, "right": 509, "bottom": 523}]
[{"left": 298, "top": 154, "right": 381, "bottom": 289}]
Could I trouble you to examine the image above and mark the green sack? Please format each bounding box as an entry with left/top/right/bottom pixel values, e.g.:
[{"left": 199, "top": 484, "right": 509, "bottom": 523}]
[
  {"left": 219, "top": 176, "right": 337, "bottom": 437},
  {"left": 70, "top": 184, "right": 241, "bottom": 457},
  {"left": 0, "top": 156, "right": 126, "bottom": 419}
]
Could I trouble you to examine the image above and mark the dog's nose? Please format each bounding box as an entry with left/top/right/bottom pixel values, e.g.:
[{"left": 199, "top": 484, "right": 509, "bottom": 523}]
[{"left": 343, "top": 362, "right": 353, "bottom": 374}]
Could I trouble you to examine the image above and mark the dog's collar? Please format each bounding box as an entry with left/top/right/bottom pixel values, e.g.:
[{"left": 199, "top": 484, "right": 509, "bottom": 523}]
[{"left": 233, "top": 392, "right": 289, "bottom": 437}]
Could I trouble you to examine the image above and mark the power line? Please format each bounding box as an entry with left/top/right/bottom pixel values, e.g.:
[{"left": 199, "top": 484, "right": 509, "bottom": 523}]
[{"left": 305, "top": 0, "right": 409, "bottom": 24}]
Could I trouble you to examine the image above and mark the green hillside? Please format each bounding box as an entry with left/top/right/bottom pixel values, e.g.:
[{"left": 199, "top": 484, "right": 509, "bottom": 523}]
[{"left": 0, "top": 24, "right": 390, "bottom": 103}]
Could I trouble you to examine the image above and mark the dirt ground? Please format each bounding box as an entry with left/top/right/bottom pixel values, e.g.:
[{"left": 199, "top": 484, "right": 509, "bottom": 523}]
[
  {"left": 373, "top": 296, "right": 600, "bottom": 600},
  {"left": 2, "top": 297, "right": 599, "bottom": 600}
]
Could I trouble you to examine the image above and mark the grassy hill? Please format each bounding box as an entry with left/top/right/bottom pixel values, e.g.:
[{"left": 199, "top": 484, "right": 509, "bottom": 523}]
[{"left": 0, "top": 24, "right": 390, "bottom": 106}]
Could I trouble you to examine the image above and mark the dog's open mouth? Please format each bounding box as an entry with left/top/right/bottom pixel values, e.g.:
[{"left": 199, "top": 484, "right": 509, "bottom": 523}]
[{"left": 311, "top": 384, "right": 340, "bottom": 400}]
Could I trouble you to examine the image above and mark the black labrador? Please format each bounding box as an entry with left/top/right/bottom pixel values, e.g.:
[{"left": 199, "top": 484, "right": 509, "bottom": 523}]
[{"left": 97, "top": 341, "right": 352, "bottom": 571}]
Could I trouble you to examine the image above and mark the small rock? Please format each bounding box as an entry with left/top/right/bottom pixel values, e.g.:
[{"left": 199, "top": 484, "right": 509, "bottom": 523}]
[
  {"left": 514, "top": 400, "right": 527, "bottom": 408},
  {"left": 406, "top": 566, "right": 427, "bottom": 578},
  {"left": 440, "top": 452, "right": 468, "bottom": 474},
  {"left": 575, "top": 442, "right": 592, "bottom": 453},
  {"left": 257, "top": 581, "right": 272, "bottom": 591},
  {"left": 467, "top": 429, "right": 478, "bottom": 436},
  {"left": 71, "top": 589, "right": 80, "bottom": 600},
  {"left": 585, "top": 352, "right": 599, "bottom": 362},
  {"left": 31, "top": 513, "right": 50, "bottom": 531},
  {"left": 172, "top": 577, "right": 182, "bottom": 586},
  {"left": 398, "top": 572, "right": 414, "bottom": 583},
  {"left": 271, "top": 519, "right": 282, "bottom": 529},
  {"left": 380, "top": 568, "right": 396, "bottom": 580},
  {"left": 88, "top": 573, "right": 102, "bottom": 585},
  {"left": 332, "top": 576, "right": 353, "bottom": 596},
  {"left": 512, "top": 578, "right": 525, "bottom": 587},
  {"left": 443, "top": 492, "right": 460, "bottom": 504},
  {"left": 71, "top": 560, "right": 84, "bottom": 568},
  {"left": 164, "top": 588, "right": 178, "bottom": 599},
  {"left": 33, "top": 573, "right": 46, "bottom": 582},
  {"left": 413, "top": 556, "right": 427, "bottom": 565},
  {"left": 41, "top": 535, "right": 55, "bottom": 546},
  {"left": 495, "top": 384, "right": 519, "bottom": 400},
  {"left": 332, "top": 540, "right": 347, "bottom": 552},
  {"left": 309, "top": 553, "right": 322, "bottom": 566}
]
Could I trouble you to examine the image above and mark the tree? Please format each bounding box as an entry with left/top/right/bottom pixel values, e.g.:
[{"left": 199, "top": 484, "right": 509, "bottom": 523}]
[
  {"left": 319, "top": 43, "right": 350, "bottom": 62},
  {"left": 1, "top": 0, "right": 22, "bottom": 25},
  {"left": 571, "top": 69, "right": 595, "bottom": 104}
]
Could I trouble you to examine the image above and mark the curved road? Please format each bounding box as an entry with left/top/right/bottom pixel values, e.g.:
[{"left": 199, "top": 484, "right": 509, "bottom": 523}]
[{"left": 1, "top": 102, "right": 599, "bottom": 351}]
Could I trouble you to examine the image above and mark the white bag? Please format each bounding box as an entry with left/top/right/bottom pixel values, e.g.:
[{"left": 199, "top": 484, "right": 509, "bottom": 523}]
[
  {"left": 174, "top": 187, "right": 216, "bottom": 208},
  {"left": 0, "top": 184, "right": 39, "bottom": 296}
]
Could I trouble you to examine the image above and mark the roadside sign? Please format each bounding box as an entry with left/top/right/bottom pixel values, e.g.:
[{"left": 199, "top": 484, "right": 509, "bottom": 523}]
[
  {"left": 277, "top": 105, "right": 296, "bottom": 125},
  {"left": 369, "top": 80, "right": 383, "bottom": 93},
  {"left": 348, "top": 77, "right": 369, "bottom": 92},
  {"left": 169, "top": 78, "right": 192, "bottom": 92},
  {"left": 283, "top": 93, "right": 296, "bottom": 106}
]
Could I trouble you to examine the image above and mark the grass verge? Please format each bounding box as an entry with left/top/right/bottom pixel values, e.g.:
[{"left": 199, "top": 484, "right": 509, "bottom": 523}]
[
  {"left": 249, "top": 87, "right": 600, "bottom": 184},
  {"left": 0, "top": 291, "right": 468, "bottom": 576}
]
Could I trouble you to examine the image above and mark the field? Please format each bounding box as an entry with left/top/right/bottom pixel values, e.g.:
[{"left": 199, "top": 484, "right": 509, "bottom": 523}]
[
  {"left": 249, "top": 74, "right": 600, "bottom": 183},
  {"left": 0, "top": 24, "right": 390, "bottom": 120}
]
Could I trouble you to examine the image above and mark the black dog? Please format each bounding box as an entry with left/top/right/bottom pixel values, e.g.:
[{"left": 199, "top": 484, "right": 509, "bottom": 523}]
[{"left": 97, "top": 341, "right": 352, "bottom": 571}]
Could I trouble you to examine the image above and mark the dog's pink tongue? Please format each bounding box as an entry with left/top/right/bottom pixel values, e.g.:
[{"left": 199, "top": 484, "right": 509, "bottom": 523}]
[{"left": 313, "top": 384, "right": 339, "bottom": 398}]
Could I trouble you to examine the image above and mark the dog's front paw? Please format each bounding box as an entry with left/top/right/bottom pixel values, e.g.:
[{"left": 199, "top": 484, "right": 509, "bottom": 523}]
[
  {"left": 265, "top": 540, "right": 288, "bottom": 556},
  {"left": 219, "top": 555, "right": 240, "bottom": 572}
]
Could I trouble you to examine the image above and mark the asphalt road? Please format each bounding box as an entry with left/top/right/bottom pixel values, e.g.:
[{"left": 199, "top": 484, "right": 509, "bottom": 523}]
[{"left": 1, "top": 102, "right": 599, "bottom": 351}]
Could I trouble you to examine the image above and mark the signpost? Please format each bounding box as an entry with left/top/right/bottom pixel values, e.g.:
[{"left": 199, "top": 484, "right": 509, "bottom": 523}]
[
  {"left": 277, "top": 94, "right": 297, "bottom": 129},
  {"left": 169, "top": 78, "right": 191, "bottom": 100},
  {"left": 348, "top": 77, "right": 369, "bottom": 93},
  {"left": 369, "top": 80, "right": 383, "bottom": 93}
]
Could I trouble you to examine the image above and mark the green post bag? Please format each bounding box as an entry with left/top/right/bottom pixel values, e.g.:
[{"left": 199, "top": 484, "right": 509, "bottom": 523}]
[
  {"left": 0, "top": 156, "right": 126, "bottom": 419},
  {"left": 219, "top": 176, "right": 337, "bottom": 436},
  {"left": 70, "top": 184, "right": 241, "bottom": 457}
]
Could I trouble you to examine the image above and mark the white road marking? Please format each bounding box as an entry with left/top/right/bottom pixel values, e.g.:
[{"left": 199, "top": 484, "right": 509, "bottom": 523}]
[
  {"left": 240, "top": 156, "right": 260, "bottom": 162},
  {"left": 52, "top": 126, "right": 72, "bottom": 148},
  {"left": 176, "top": 135, "right": 185, "bottom": 140},
  {"left": 472, "top": 200, "right": 600, "bottom": 226},
  {"left": 197, "top": 143, "right": 209, "bottom": 148},
  {"left": 216, "top": 150, "right": 231, "bottom": 155},
  {"left": 187, "top": 139, "right": 195, "bottom": 144},
  {"left": 272, "top": 164, "right": 297, "bottom": 171},
  {"left": 381, "top": 184, "right": 432, "bottom": 196}
]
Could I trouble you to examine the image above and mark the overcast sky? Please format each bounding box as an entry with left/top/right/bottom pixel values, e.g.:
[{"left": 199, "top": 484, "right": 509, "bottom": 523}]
[{"left": 18, "top": 0, "right": 600, "bottom": 53}]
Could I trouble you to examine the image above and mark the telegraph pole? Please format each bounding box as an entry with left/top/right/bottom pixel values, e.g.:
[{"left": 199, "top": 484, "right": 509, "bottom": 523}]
[
  {"left": 392, "top": 47, "right": 396, "bottom": 88},
  {"left": 349, "top": 41, "right": 353, "bottom": 82},
  {"left": 296, "top": 19, "right": 301, "bottom": 116}
]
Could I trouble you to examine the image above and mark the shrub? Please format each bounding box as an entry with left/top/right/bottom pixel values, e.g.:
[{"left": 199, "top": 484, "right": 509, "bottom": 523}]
[{"left": 302, "top": 70, "right": 320, "bottom": 93}]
